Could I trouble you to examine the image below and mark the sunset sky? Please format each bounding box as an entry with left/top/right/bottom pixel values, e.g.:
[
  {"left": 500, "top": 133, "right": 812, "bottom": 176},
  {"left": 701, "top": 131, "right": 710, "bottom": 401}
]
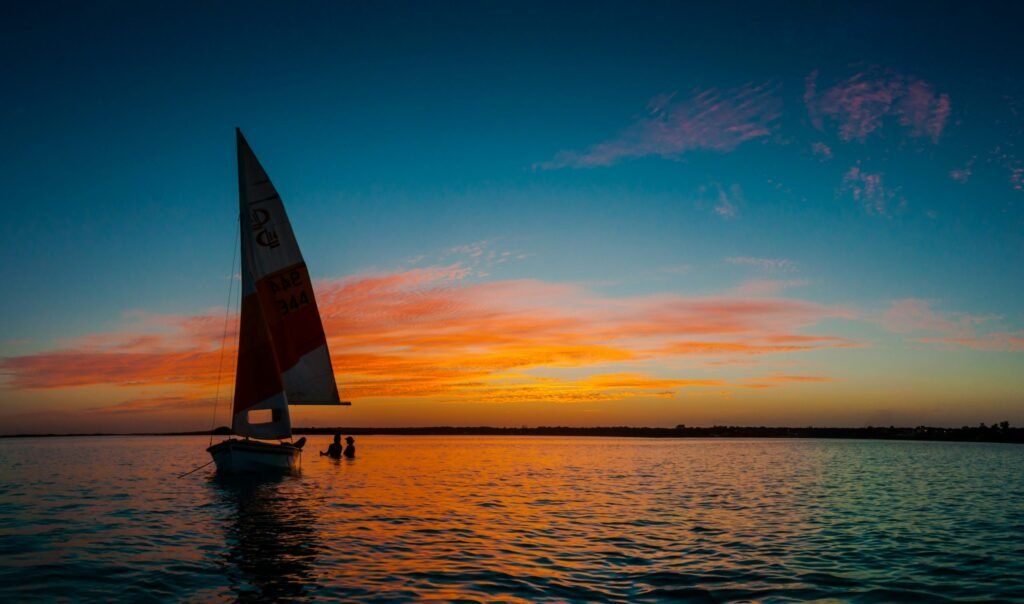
[{"left": 2, "top": 2, "right": 1023, "bottom": 433}]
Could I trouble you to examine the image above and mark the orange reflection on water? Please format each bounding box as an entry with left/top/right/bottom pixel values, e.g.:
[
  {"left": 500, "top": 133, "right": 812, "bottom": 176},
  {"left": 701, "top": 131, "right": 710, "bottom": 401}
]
[
  {"left": 4, "top": 436, "right": 1023, "bottom": 601},
  {"left": 224, "top": 436, "right": 832, "bottom": 601}
]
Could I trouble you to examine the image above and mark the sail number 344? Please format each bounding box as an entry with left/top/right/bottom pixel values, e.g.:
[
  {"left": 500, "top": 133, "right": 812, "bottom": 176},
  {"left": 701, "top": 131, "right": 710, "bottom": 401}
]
[{"left": 267, "top": 270, "right": 311, "bottom": 316}]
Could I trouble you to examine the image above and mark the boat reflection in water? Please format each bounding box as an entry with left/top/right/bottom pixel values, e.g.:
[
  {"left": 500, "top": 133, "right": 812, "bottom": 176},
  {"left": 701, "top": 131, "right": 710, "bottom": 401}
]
[{"left": 208, "top": 473, "right": 322, "bottom": 601}]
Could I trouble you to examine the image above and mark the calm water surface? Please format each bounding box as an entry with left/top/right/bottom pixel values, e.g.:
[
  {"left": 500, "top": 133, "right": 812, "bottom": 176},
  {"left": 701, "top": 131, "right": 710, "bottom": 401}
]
[{"left": 1, "top": 436, "right": 1022, "bottom": 602}]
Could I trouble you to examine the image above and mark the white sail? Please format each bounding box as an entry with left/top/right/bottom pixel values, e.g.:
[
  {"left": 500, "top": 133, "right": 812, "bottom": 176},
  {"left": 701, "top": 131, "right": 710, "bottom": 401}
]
[
  {"left": 231, "top": 233, "right": 292, "bottom": 439},
  {"left": 231, "top": 129, "right": 340, "bottom": 440}
]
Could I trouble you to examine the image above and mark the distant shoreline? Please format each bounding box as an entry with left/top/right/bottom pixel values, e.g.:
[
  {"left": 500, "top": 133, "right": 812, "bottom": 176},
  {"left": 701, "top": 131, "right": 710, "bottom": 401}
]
[{"left": 2, "top": 425, "right": 1021, "bottom": 444}]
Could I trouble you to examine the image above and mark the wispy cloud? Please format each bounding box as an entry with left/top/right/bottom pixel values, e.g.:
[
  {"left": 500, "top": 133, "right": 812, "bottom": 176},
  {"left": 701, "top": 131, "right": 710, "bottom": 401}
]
[
  {"left": 992, "top": 146, "right": 1024, "bottom": 192},
  {"left": 87, "top": 395, "right": 214, "bottom": 416},
  {"left": 652, "top": 264, "right": 692, "bottom": 277},
  {"left": 732, "top": 279, "right": 808, "bottom": 297},
  {"left": 443, "top": 240, "right": 529, "bottom": 277},
  {"left": 537, "top": 83, "right": 781, "bottom": 169},
  {"left": 696, "top": 182, "right": 744, "bottom": 219},
  {"left": 432, "top": 373, "right": 724, "bottom": 404},
  {"left": 726, "top": 256, "right": 797, "bottom": 272},
  {"left": 949, "top": 157, "right": 974, "bottom": 183},
  {"left": 899, "top": 78, "right": 952, "bottom": 142},
  {"left": 879, "top": 299, "right": 1024, "bottom": 352},
  {"left": 714, "top": 184, "right": 741, "bottom": 218},
  {"left": 916, "top": 333, "right": 1024, "bottom": 351},
  {"left": 839, "top": 165, "right": 901, "bottom": 215},
  {"left": 657, "top": 338, "right": 852, "bottom": 356},
  {"left": 448, "top": 241, "right": 488, "bottom": 259},
  {"left": 765, "top": 374, "right": 837, "bottom": 383},
  {"left": 1012, "top": 165, "right": 1024, "bottom": 192},
  {"left": 880, "top": 299, "right": 988, "bottom": 335},
  {"left": 806, "top": 68, "right": 951, "bottom": 143},
  {"left": 1005, "top": 156, "right": 1024, "bottom": 192},
  {"left": 740, "top": 374, "right": 837, "bottom": 389},
  {"left": 1, "top": 267, "right": 857, "bottom": 408}
]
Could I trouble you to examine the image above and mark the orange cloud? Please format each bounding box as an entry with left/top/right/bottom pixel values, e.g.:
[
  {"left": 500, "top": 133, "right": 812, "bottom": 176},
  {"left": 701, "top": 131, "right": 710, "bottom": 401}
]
[
  {"left": 2, "top": 350, "right": 224, "bottom": 389},
  {"left": 765, "top": 375, "right": 837, "bottom": 383},
  {"left": 87, "top": 395, "right": 214, "bottom": 415},
  {"left": 737, "top": 374, "right": 836, "bottom": 389},
  {"left": 659, "top": 341, "right": 815, "bottom": 355},
  {"left": 426, "top": 373, "right": 724, "bottom": 405},
  {"left": 0, "top": 266, "right": 856, "bottom": 411}
]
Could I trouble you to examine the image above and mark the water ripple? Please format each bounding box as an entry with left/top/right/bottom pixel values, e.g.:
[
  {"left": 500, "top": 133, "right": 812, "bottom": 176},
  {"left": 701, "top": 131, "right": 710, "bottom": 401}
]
[{"left": 1, "top": 436, "right": 1023, "bottom": 601}]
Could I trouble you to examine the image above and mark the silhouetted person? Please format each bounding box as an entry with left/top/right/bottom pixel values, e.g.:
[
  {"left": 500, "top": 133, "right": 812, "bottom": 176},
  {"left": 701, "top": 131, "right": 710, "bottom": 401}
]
[
  {"left": 343, "top": 436, "right": 356, "bottom": 459},
  {"left": 320, "top": 433, "right": 342, "bottom": 459}
]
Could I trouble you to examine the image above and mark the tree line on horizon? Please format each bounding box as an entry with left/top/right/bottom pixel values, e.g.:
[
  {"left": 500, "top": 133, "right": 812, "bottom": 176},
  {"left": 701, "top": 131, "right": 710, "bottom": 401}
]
[{"left": 5, "top": 422, "right": 1020, "bottom": 444}]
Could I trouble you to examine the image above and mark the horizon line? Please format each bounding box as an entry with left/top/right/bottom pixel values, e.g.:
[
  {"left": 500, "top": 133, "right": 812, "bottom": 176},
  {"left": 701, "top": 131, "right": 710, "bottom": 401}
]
[{"left": 2, "top": 423, "right": 1018, "bottom": 441}]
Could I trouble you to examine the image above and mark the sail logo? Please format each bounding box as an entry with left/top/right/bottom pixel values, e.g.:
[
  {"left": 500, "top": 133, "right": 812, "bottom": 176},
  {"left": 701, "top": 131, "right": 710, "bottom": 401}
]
[
  {"left": 250, "top": 208, "right": 280, "bottom": 248},
  {"left": 257, "top": 230, "right": 281, "bottom": 248}
]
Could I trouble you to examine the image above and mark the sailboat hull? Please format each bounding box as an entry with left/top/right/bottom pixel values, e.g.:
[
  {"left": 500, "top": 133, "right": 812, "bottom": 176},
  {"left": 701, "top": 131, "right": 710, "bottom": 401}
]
[{"left": 207, "top": 439, "right": 301, "bottom": 474}]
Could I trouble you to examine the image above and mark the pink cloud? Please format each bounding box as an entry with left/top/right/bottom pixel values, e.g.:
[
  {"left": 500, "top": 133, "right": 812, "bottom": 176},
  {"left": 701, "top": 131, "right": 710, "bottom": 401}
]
[
  {"left": 879, "top": 299, "right": 1022, "bottom": 352},
  {"left": 897, "top": 79, "right": 951, "bottom": 143},
  {"left": 839, "top": 165, "right": 900, "bottom": 215},
  {"left": 806, "top": 69, "right": 951, "bottom": 143},
  {"left": 811, "top": 142, "right": 833, "bottom": 160},
  {"left": 916, "top": 333, "right": 1024, "bottom": 352},
  {"left": 1011, "top": 164, "right": 1024, "bottom": 192},
  {"left": 538, "top": 83, "right": 781, "bottom": 169},
  {"left": 880, "top": 299, "right": 989, "bottom": 335},
  {"left": 993, "top": 147, "right": 1024, "bottom": 192},
  {"left": 949, "top": 164, "right": 972, "bottom": 184}
]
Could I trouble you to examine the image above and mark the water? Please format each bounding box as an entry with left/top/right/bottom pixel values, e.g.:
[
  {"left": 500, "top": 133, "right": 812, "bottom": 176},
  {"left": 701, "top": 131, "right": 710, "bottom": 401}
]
[{"left": 1, "top": 436, "right": 1022, "bottom": 602}]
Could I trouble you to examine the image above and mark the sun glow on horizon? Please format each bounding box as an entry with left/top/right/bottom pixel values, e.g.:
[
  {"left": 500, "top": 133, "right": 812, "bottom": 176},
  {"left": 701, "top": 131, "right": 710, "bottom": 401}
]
[{"left": 2, "top": 254, "right": 1021, "bottom": 433}]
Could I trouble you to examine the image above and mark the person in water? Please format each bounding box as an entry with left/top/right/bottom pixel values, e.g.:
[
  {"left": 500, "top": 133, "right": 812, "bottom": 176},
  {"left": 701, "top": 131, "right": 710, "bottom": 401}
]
[
  {"left": 343, "top": 436, "right": 356, "bottom": 458},
  {"left": 320, "top": 433, "right": 342, "bottom": 459}
]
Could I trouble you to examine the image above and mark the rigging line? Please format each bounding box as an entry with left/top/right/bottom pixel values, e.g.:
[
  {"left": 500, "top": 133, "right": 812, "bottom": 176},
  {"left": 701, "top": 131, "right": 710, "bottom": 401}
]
[
  {"left": 208, "top": 215, "right": 241, "bottom": 447},
  {"left": 176, "top": 459, "right": 215, "bottom": 479},
  {"left": 227, "top": 240, "right": 243, "bottom": 415}
]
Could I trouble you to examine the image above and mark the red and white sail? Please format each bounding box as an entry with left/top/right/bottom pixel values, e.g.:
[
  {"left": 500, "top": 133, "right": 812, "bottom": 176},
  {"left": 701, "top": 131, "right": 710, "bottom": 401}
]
[{"left": 231, "top": 129, "right": 341, "bottom": 439}]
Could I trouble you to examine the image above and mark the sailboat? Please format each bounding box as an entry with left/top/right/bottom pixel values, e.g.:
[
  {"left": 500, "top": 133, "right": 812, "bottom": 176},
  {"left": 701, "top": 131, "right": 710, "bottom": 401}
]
[{"left": 208, "top": 129, "right": 348, "bottom": 473}]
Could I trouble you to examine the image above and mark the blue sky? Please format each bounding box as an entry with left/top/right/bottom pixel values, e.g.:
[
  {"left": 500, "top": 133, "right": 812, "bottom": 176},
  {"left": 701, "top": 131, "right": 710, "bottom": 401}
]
[{"left": 1, "top": 1, "right": 1023, "bottom": 430}]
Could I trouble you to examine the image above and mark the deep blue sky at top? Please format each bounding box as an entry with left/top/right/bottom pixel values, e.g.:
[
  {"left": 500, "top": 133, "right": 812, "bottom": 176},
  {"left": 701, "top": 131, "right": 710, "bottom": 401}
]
[{"left": 2, "top": 1, "right": 1023, "bottom": 347}]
